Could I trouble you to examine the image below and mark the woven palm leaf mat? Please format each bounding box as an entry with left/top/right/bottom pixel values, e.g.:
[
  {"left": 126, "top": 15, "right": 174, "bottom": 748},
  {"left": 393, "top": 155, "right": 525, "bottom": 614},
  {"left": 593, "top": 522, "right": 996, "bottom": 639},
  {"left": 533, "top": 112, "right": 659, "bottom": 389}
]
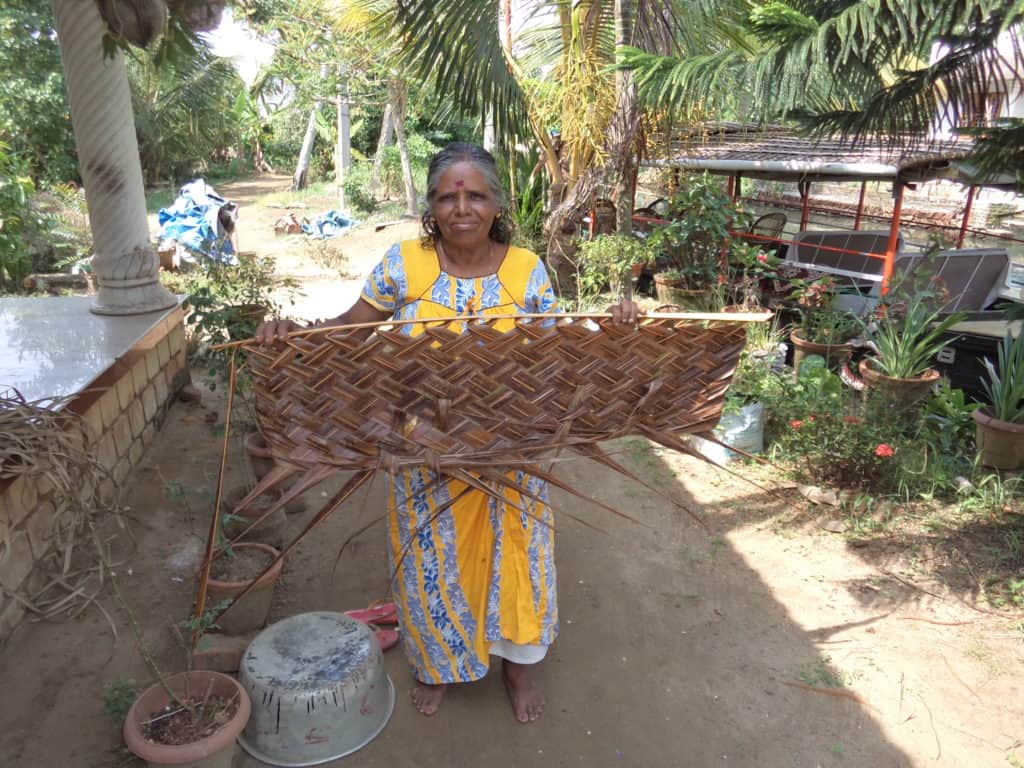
[{"left": 192, "top": 311, "right": 770, "bottom": 628}]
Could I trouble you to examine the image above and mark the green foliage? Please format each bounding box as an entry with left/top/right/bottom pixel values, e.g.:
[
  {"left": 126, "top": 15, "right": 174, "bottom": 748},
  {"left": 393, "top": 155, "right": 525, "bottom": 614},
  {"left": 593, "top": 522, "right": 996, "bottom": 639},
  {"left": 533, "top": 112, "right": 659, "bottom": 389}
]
[
  {"left": 727, "top": 340, "right": 786, "bottom": 410},
  {"left": 499, "top": 150, "right": 546, "bottom": 254},
  {"left": 980, "top": 331, "right": 1024, "bottom": 423},
  {"left": 764, "top": 361, "right": 975, "bottom": 495},
  {"left": 375, "top": 134, "right": 441, "bottom": 199},
  {"left": 647, "top": 173, "right": 749, "bottom": 290},
  {"left": 341, "top": 162, "right": 378, "bottom": 214},
  {"left": 0, "top": 1, "right": 77, "bottom": 183},
  {"left": 102, "top": 678, "right": 140, "bottom": 725},
  {"left": 129, "top": 31, "right": 249, "bottom": 185},
  {"left": 789, "top": 277, "right": 860, "bottom": 344},
  {"left": 179, "top": 598, "right": 233, "bottom": 636},
  {"left": 863, "top": 291, "right": 967, "bottom": 379},
  {"left": 576, "top": 233, "right": 652, "bottom": 301},
  {"left": 177, "top": 254, "right": 300, "bottom": 384},
  {"left": 0, "top": 143, "right": 36, "bottom": 289}
]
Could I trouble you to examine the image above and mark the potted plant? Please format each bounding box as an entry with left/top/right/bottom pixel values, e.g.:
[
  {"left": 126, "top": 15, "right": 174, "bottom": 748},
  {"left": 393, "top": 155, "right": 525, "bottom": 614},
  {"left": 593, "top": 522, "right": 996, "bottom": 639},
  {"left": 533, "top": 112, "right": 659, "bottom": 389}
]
[
  {"left": 98, "top": 549, "right": 252, "bottom": 768},
  {"left": 206, "top": 541, "right": 285, "bottom": 635},
  {"left": 646, "top": 173, "right": 749, "bottom": 307},
  {"left": 973, "top": 330, "right": 1024, "bottom": 469},
  {"left": 858, "top": 290, "right": 967, "bottom": 405},
  {"left": 176, "top": 253, "right": 301, "bottom": 386},
  {"left": 788, "top": 277, "right": 861, "bottom": 371},
  {"left": 575, "top": 232, "right": 653, "bottom": 301},
  {"left": 123, "top": 670, "right": 251, "bottom": 768},
  {"left": 692, "top": 327, "right": 784, "bottom": 463}
]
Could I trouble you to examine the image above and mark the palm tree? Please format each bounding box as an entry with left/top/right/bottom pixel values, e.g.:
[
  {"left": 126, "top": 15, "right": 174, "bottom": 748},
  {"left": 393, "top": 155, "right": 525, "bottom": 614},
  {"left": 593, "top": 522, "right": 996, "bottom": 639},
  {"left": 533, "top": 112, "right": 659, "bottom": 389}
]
[
  {"left": 620, "top": 1, "right": 1024, "bottom": 184},
  {"left": 378, "top": 1, "right": 725, "bottom": 287}
]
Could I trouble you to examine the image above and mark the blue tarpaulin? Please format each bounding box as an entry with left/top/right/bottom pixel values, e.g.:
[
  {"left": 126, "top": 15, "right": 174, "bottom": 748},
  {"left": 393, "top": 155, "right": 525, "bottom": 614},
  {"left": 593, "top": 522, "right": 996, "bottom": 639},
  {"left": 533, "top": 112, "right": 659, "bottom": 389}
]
[
  {"left": 301, "top": 210, "right": 357, "bottom": 239},
  {"left": 157, "top": 179, "right": 237, "bottom": 264}
]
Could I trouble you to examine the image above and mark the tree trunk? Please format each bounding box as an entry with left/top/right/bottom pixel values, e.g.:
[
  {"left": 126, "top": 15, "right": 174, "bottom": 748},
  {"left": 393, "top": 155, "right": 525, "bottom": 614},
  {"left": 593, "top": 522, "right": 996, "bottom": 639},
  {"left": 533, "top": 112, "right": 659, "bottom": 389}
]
[
  {"left": 52, "top": 0, "right": 175, "bottom": 315},
  {"left": 389, "top": 80, "right": 418, "bottom": 217},
  {"left": 544, "top": 0, "right": 642, "bottom": 298},
  {"left": 292, "top": 105, "right": 319, "bottom": 191},
  {"left": 612, "top": 0, "right": 638, "bottom": 298},
  {"left": 336, "top": 76, "right": 351, "bottom": 210},
  {"left": 483, "top": 108, "right": 495, "bottom": 152},
  {"left": 369, "top": 100, "right": 394, "bottom": 198}
]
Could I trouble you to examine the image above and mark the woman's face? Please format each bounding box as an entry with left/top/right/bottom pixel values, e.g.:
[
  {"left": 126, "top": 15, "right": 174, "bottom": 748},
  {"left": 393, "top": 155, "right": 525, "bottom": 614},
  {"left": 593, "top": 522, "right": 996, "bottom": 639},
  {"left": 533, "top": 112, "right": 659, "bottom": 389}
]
[{"left": 430, "top": 161, "right": 500, "bottom": 249}]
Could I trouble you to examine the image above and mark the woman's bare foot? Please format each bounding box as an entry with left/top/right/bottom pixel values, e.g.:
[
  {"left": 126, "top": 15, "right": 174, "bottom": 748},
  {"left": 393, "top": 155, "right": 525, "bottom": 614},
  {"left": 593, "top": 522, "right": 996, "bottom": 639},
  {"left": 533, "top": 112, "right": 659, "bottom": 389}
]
[
  {"left": 501, "top": 660, "right": 545, "bottom": 723},
  {"left": 410, "top": 681, "right": 446, "bottom": 716}
]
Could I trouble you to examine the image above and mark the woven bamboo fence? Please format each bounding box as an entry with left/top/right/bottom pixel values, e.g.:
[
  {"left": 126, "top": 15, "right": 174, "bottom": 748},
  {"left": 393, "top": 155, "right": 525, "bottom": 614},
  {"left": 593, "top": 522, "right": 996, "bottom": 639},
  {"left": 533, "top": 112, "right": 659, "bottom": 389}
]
[{"left": 193, "top": 311, "right": 770, "bottom": 630}]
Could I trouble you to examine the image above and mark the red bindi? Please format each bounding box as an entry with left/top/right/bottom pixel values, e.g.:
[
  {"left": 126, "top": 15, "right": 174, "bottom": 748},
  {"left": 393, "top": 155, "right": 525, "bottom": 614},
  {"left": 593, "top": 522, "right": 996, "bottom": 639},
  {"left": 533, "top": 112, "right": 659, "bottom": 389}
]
[{"left": 454, "top": 179, "right": 465, "bottom": 187}]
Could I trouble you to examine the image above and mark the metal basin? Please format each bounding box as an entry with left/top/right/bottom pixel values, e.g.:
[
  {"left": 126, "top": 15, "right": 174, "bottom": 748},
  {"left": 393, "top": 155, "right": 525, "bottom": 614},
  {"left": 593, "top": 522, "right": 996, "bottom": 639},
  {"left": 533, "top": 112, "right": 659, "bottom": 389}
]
[{"left": 238, "top": 612, "right": 394, "bottom": 766}]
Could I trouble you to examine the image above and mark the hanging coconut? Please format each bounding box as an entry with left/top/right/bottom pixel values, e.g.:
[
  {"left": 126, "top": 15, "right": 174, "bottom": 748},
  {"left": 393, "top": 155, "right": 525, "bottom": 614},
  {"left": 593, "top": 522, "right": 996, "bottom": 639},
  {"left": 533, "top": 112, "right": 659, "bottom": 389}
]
[
  {"left": 96, "top": 0, "right": 167, "bottom": 47},
  {"left": 167, "top": 0, "right": 227, "bottom": 32}
]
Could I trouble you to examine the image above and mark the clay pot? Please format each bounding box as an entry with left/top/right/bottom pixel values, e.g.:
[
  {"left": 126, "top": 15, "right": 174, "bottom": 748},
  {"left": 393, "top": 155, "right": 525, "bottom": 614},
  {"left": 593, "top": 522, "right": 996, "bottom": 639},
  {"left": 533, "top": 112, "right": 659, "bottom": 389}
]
[
  {"left": 123, "top": 671, "right": 251, "bottom": 768},
  {"left": 790, "top": 330, "right": 853, "bottom": 372},
  {"left": 652, "top": 273, "right": 704, "bottom": 309},
  {"left": 972, "top": 409, "right": 1024, "bottom": 470},
  {"left": 242, "top": 434, "right": 308, "bottom": 517},
  {"left": 243, "top": 433, "right": 275, "bottom": 480},
  {"left": 858, "top": 359, "right": 940, "bottom": 406},
  {"left": 206, "top": 543, "right": 283, "bottom": 635},
  {"left": 221, "top": 486, "right": 287, "bottom": 547}
]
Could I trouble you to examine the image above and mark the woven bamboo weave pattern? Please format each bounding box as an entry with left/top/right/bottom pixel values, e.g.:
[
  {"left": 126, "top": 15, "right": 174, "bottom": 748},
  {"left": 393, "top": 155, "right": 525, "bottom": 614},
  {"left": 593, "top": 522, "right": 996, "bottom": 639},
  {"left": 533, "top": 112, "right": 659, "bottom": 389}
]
[{"left": 241, "top": 314, "right": 760, "bottom": 472}]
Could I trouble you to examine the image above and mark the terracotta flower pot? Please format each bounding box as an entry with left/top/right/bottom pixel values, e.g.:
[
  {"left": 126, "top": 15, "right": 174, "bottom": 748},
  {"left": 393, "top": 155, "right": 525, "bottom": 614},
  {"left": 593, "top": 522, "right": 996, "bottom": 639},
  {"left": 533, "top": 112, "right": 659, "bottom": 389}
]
[
  {"left": 206, "top": 542, "right": 283, "bottom": 636},
  {"left": 858, "top": 359, "right": 940, "bottom": 406},
  {"left": 221, "top": 486, "right": 287, "bottom": 547},
  {"left": 789, "top": 330, "right": 854, "bottom": 372},
  {"left": 972, "top": 409, "right": 1024, "bottom": 470},
  {"left": 123, "top": 671, "right": 251, "bottom": 768},
  {"left": 241, "top": 434, "right": 308, "bottom": 517},
  {"left": 652, "top": 274, "right": 705, "bottom": 309},
  {"left": 243, "top": 433, "right": 275, "bottom": 480}
]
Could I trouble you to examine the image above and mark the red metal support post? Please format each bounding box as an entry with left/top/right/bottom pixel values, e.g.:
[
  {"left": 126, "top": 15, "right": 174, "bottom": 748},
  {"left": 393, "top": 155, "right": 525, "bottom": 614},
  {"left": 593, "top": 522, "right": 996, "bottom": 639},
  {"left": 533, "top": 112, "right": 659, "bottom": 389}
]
[
  {"left": 881, "top": 183, "right": 905, "bottom": 295},
  {"left": 734, "top": 174, "right": 742, "bottom": 202},
  {"left": 854, "top": 182, "right": 867, "bottom": 230},
  {"left": 726, "top": 175, "right": 735, "bottom": 201},
  {"left": 956, "top": 186, "right": 977, "bottom": 249}
]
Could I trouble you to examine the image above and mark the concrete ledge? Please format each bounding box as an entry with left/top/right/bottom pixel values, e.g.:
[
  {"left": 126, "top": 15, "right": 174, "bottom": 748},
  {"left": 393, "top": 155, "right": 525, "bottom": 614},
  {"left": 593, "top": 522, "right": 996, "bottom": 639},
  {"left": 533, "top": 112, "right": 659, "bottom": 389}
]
[{"left": 0, "top": 299, "right": 189, "bottom": 642}]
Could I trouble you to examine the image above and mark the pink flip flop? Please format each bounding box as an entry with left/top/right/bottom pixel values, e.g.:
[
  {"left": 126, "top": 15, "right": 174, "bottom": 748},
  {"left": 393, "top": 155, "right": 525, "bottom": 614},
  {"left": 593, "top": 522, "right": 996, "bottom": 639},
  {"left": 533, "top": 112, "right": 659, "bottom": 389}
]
[
  {"left": 344, "top": 602, "right": 398, "bottom": 626},
  {"left": 374, "top": 628, "right": 400, "bottom": 652}
]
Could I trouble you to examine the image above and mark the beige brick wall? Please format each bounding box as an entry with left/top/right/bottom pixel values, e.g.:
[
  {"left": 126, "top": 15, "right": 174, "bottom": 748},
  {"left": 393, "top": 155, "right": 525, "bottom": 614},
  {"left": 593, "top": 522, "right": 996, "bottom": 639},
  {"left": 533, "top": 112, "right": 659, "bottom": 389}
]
[{"left": 0, "top": 311, "right": 189, "bottom": 641}]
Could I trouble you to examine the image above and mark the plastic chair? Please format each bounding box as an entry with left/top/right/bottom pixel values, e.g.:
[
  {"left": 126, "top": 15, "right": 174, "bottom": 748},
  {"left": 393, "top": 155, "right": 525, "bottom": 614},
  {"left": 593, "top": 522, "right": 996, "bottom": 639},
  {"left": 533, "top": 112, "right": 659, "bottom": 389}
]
[{"left": 741, "top": 212, "right": 787, "bottom": 248}]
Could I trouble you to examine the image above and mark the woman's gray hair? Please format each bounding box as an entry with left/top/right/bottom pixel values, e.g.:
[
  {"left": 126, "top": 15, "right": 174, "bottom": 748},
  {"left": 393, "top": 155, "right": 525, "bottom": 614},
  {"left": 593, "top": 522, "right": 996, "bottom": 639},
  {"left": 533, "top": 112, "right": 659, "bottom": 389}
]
[{"left": 421, "top": 142, "right": 513, "bottom": 246}]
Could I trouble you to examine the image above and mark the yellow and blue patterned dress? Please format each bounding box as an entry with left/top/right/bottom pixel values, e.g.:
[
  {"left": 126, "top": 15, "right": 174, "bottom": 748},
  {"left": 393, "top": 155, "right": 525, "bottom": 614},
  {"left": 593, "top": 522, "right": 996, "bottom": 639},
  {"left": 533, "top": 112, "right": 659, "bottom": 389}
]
[{"left": 361, "top": 239, "right": 559, "bottom": 684}]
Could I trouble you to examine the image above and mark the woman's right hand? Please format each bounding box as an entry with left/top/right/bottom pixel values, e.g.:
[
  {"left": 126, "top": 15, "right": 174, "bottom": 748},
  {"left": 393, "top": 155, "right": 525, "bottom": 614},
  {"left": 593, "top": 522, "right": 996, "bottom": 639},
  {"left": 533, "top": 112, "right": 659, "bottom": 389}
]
[{"left": 255, "top": 318, "right": 300, "bottom": 346}]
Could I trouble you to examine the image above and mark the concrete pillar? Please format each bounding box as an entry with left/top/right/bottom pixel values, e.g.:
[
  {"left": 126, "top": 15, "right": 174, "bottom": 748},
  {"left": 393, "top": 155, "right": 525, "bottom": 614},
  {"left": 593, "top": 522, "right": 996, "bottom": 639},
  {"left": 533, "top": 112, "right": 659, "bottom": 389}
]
[{"left": 52, "top": 0, "right": 177, "bottom": 316}]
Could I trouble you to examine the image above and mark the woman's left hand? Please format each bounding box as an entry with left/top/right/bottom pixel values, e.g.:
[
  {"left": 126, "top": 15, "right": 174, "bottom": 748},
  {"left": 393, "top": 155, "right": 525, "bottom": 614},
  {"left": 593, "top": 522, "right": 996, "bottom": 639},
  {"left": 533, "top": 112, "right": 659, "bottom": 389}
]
[{"left": 606, "top": 299, "right": 642, "bottom": 324}]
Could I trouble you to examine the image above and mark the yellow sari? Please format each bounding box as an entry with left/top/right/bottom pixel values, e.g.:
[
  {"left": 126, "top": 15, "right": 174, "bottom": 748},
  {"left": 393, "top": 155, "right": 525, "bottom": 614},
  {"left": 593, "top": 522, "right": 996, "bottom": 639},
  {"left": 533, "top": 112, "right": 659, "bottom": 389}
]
[{"left": 360, "top": 239, "right": 559, "bottom": 684}]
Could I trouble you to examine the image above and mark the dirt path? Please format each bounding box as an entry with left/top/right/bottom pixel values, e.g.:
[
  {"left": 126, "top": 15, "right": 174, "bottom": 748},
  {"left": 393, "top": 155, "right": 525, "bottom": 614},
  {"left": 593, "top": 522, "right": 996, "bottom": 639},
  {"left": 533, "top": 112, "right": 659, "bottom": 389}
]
[{"left": 2, "top": 175, "right": 1021, "bottom": 767}]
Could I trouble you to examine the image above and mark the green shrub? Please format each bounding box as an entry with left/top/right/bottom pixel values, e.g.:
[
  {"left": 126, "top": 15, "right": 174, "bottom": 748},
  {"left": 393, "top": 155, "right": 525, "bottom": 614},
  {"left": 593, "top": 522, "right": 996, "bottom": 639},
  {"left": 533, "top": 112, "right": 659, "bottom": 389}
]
[{"left": 341, "top": 162, "right": 378, "bottom": 214}]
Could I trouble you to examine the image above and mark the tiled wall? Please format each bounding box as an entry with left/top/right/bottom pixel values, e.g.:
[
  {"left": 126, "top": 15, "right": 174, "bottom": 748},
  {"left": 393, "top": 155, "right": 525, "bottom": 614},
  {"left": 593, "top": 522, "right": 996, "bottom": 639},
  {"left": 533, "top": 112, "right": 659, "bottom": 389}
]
[{"left": 0, "top": 309, "right": 189, "bottom": 641}]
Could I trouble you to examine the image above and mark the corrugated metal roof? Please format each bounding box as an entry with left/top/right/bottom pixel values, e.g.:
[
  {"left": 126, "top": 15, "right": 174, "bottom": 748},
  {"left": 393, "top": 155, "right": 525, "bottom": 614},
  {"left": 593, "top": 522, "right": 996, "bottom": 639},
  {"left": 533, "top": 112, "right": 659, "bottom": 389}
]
[{"left": 643, "top": 123, "right": 975, "bottom": 182}]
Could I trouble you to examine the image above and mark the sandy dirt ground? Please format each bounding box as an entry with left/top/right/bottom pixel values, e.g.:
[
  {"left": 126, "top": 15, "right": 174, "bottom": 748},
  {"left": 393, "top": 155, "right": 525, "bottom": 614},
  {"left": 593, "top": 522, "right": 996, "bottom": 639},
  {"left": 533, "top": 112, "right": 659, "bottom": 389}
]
[{"left": 1, "top": 176, "right": 1022, "bottom": 768}]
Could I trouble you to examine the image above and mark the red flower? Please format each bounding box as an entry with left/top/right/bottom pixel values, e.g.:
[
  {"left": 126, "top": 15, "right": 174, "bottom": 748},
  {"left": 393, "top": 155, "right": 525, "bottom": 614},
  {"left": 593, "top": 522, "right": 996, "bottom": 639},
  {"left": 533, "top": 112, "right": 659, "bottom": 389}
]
[
  {"left": 790, "top": 420, "right": 804, "bottom": 429},
  {"left": 843, "top": 416, "right": 862, "bottom": 425},
  {"left": 874, "top": 443, "right": 895, "bottom": 458},
  {"left": 756, "top": 252, "right": 768, "bottom": 264},
  {"left": 808, "top": 415, "right": 816, "bottom": 423}
]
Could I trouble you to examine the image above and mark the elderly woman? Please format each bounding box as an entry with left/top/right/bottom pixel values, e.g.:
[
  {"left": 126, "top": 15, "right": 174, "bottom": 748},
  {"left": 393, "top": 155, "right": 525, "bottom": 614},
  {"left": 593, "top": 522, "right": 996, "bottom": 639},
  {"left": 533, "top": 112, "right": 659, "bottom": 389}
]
[{"left": 257, "top": 142, "right": 639, "bottom": 722}]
